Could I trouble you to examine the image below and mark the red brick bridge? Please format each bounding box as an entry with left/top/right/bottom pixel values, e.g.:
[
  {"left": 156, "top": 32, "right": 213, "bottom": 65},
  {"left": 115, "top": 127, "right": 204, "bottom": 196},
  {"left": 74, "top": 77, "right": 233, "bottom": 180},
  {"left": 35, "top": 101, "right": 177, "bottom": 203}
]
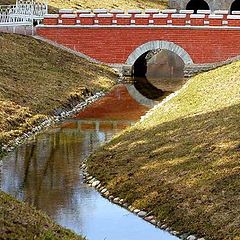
[{"left": 36, "top": 9, "right": 240, "bottom": 75}]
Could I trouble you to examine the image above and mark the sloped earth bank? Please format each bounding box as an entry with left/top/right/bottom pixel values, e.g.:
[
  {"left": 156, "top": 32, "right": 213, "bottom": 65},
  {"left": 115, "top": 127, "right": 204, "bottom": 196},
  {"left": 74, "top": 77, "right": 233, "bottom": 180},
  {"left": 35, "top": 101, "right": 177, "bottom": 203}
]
[
  {"left": 0, "top": 192, "right": 86, "bottom": 240},
  {"left": 87, "top": 62, "right": 240, "bottom": 240},
  {"left": 0, "top": 33, "right": 116, "bottom": 148}
]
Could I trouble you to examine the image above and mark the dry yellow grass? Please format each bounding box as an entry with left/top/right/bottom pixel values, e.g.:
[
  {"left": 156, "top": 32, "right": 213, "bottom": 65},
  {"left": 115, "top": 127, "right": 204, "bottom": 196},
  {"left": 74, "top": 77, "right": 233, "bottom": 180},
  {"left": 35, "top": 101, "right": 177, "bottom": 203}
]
[
  {"left": 88, "top": 61, "right": 240, "bottom": 240},
  {"left": 0, "top": 0, "right": 168, "bottom": 10},
  {"left": 0, "top": 33, "right": 116, "bottom": 144},
  {"left": 48, "top": 0, "right": 167, "bottom": 10}
]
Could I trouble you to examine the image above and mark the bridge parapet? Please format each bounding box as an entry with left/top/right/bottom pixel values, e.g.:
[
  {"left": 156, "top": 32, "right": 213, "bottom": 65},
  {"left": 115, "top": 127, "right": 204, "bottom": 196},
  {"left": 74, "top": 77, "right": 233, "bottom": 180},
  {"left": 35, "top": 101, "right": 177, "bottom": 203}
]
[{"left": 42, "top": 8, "right": 240, "bottom": 27}]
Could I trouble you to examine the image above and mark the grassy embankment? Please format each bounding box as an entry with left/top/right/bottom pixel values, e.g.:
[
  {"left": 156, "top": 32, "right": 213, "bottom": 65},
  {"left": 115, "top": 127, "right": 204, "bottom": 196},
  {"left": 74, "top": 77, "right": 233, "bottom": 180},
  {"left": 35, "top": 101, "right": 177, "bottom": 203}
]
[
  {"left": 0, "top": 33, "right": 116, "bottom": 145},
  {"left": 0, "top": 0, "right": 168, "bottom": 10},
  {"left": 88, "top": 61, "right": 240, "bottom": 240},
  {"left": 0, "top": 32, "right": 116, "bottom": 239},
  {"left": 0, "top": 192, "right": 85, "bottom": 240}
]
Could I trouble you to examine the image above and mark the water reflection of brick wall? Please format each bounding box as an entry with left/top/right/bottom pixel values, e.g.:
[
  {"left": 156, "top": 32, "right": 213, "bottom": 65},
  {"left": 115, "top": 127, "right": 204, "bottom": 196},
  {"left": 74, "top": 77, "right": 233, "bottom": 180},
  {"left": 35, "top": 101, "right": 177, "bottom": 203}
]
[
  {"left": 0, "top": 84, "right": 150, "bottom": 226},
  {"left": 75, "top": 85, "right": 149, "bottom": 121}
]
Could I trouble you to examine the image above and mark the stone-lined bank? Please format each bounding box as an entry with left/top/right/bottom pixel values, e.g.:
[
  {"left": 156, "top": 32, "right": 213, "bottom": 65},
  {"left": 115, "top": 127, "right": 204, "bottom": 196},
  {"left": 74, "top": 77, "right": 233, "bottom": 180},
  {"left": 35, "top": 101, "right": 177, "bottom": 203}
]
[
  {"left": 0, "top": 90, "right": 107, "bottom": 173},
  {"left": 1, "top": 91, "right": 105, "bottom": 154},
  {"left": 0, "top": 32, "right": 117, "bottom": 148},
  {"left": 79, "top": 84, "right": 206, "bottom": 240},
  {"left": 81, "top": 163, "right": 205, "bottom": 240}
]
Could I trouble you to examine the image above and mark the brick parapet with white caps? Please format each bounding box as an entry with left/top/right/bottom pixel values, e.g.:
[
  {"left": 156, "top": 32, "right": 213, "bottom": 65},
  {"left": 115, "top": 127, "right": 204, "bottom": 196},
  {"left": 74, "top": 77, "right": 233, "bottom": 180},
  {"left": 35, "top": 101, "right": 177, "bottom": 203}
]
[{"left": 40, "top": 8, "right": 240, "bottom": 27}]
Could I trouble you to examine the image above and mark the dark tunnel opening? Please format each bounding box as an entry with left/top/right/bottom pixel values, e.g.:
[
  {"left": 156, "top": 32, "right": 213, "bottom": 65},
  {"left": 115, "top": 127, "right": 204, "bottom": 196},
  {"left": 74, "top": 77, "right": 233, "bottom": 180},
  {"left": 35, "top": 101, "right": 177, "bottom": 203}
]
[
  {"left": 186, "top": 0, "right": 210, "bottom": 13},
  {"left": 231, "top": 0, "right": 240, "bottom": 13},
  {"left": 132, "top": 49, "right": 186, "bottom": 100}
]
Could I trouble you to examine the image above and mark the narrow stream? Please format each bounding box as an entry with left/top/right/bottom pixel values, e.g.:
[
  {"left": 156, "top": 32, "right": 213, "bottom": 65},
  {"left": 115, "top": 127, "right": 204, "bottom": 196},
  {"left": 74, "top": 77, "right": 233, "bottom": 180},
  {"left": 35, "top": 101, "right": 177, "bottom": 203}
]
[{"left": 1, "top": 84, "right": 179, "bottom": 240}]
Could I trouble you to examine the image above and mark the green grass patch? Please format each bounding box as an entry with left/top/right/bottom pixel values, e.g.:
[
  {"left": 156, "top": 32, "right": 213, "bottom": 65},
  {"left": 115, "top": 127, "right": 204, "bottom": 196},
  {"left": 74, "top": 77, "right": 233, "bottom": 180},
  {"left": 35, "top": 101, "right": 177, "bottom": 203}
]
[{"left": 88, "top": 61, "right": 240, "bottom": 240}]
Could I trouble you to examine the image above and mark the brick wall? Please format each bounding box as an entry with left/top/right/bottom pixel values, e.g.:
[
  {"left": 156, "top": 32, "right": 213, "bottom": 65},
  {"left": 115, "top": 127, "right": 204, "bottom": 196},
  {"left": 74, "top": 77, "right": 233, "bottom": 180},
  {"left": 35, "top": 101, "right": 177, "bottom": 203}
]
[{"left": 37, "top": 26, "right": 240, "bottom": 64}]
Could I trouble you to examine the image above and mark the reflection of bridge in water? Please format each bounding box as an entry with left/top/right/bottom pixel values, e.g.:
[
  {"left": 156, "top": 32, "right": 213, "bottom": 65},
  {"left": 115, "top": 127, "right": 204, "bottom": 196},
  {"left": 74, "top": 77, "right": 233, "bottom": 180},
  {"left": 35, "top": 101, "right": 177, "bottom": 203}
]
[
  {"left": 59, "top": 119, "right": 135, "bottom": 133},
  {"left": 1, "top": 84, "right": 177, "bottom": 240},
  {"left": 1, "top": 84, "right": 151, "bottom": 221}
]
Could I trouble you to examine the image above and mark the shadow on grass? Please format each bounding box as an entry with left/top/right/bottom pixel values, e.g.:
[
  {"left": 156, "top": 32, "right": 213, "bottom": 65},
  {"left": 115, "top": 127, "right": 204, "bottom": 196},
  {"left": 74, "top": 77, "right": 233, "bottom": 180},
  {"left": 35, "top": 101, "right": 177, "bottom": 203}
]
[{"left": 88, "top": 103, "right": 240, "bottom": 240}]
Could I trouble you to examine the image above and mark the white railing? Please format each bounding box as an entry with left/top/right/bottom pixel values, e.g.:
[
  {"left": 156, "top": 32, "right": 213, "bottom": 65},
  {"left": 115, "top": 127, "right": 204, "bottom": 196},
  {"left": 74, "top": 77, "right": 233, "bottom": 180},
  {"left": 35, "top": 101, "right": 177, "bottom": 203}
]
[
  {"left": 15, "top": 0, "right": 48, "bottom": 19},
  {"left": 0, "top": 0, "right": 48, "bottom": 26},
  {"left": 0, "top": 5, "right": 31, "bottom": 26}
]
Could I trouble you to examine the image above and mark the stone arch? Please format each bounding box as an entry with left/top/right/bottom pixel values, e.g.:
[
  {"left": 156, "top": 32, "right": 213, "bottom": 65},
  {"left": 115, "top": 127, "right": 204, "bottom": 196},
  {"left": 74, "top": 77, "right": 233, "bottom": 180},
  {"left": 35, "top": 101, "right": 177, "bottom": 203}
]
[
  {"left": 231, "top": 0, "right": 240, "bottom": 12},
  {"left": 186, "top": 0, "right": 210, "bottom": 13},
  {"left": 126, "top": 40, "right": 193, "bottom": 66}
]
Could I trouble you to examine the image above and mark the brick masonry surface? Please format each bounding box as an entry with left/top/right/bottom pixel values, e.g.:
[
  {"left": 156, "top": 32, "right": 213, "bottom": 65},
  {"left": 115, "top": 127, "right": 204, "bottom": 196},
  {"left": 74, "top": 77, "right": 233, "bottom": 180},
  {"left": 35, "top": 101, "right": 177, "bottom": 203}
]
[{"left": 37, "top": 26, "right": 240, "bottom": 64}]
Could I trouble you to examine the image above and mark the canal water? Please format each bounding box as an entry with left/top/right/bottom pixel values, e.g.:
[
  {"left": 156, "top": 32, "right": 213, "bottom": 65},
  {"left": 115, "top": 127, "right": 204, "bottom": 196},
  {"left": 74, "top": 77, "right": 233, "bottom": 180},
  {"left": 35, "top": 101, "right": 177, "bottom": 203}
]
[{"left": 1, "top": 84, "right": 178, "bottom": 240}]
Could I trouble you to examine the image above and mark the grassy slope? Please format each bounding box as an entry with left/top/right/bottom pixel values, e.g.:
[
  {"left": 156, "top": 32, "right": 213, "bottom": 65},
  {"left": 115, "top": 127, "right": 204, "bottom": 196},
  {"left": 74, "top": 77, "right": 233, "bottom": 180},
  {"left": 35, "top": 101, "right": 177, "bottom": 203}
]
[
  {"left": 88, "top": 62, "right": 240, "bottom": 240},
  {"left": 0, "top": 0, "right": 167, "bottom": 10},
  {"left": 0, "top": 33, "right": 116, "bottom": 143},
  {"left": 0, "top": 192, "right": 85, "bottom": 240}
]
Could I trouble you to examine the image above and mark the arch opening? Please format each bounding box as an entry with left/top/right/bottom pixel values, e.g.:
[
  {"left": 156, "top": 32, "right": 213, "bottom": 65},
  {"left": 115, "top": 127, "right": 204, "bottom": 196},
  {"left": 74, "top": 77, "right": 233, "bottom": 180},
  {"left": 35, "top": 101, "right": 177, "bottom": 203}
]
[
  {"left": 186, "top": 0, "right": 210, "bottom": 13},
  {"left": 127, "top": 41, "right": 193, "bottom": 98},
  {"left": 133, "top": 49, "right": 186, "bottom": 94},
  {"left": 231, "top": 0, "right": 240, "bottom": 13}
]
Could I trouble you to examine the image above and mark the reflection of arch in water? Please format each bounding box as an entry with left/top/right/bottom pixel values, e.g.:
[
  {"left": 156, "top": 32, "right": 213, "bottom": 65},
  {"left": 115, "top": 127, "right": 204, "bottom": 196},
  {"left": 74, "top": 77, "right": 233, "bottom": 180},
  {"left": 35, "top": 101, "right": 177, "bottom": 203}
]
[{"left": 126, "top": 84, "right": 159, "bottom": 108}]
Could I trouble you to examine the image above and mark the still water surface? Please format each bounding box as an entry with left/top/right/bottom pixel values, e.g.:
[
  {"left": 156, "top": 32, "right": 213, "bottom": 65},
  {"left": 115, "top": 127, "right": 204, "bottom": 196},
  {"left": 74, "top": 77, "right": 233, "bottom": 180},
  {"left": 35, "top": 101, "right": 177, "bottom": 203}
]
[{"left": 1, "top": 85, "right": 178, "bottom": 240}]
